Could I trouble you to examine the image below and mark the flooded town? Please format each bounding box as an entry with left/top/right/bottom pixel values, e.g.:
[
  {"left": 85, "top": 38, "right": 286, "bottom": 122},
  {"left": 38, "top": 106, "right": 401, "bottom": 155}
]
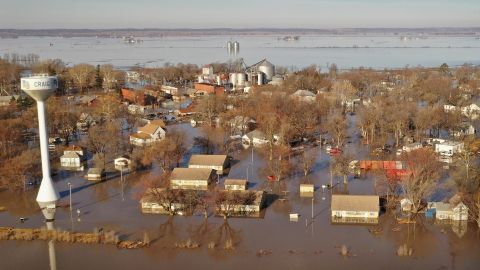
[{"left": 1, "top": 1, "right": 480, "bottom": 270}]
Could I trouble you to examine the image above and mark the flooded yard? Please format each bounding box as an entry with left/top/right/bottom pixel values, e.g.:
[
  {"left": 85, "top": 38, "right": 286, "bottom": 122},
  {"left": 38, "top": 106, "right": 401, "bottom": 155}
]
[{"left": 1, "top": 124, "right": 479, "bottom": 270}]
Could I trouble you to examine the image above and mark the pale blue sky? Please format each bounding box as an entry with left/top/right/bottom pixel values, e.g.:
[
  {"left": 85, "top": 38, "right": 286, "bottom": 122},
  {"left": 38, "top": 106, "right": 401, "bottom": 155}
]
[{"left": 1, "top": 0, "right": 479, "bottom": 28}]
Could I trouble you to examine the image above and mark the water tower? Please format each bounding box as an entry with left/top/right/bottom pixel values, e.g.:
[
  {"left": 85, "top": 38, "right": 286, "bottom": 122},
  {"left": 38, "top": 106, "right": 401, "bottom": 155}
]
[{"left": 20, "top": 75, "right": 60, "bottom": 221}]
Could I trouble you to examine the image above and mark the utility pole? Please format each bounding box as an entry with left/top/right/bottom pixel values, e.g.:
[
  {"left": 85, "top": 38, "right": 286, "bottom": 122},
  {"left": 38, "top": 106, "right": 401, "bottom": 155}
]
[{"left": 67, "top": 182, "right": 72, "bottom": 212}]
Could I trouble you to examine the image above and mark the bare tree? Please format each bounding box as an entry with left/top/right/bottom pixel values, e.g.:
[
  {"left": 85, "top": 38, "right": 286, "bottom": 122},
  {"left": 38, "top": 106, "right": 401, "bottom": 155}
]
[
  {"left": 68, "top": 64, "right": 95, "bottom": 93},
  {"left": 399, "top": 149, "right": 442, "bottom": 214}
]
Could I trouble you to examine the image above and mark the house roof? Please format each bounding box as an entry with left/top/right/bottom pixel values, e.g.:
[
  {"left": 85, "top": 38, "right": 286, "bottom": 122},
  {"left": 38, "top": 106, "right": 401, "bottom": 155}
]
[
  {"left": 435, "top": 202, "right": 453, "bottom": 212},
  {"left": 224, "top": 179, "right": 248, "bottom": 186},
  {"left": 292, "top": 89, "right": 315, "bottom": 97},
  {"left": 130, "top": 132, "right": 151, "bottom": 140},
  {"left": 189, "top": 155, "right": 228, "bottom": 167},
  {"left": 245, "top": 129, "right": 266, "bottom": 140},
  {"left": 64, "top": 145, "right": 83, "bottom": 152},
  {"left": 149, "top": 119, "right": 166, "bottom": 128},
  {"left": 138, "top": 123, "right": 162, "bottom": 135},
  {"left": 61, "top": 152, "right": 80, "bottom": 159},
  {"left": 171, "top": 168, "right": 213, "bottom": 181},
  {"left": 87, "top": 168, "right": 103, "bottom": 174},
  {"left": 331, "top": 195, "right": 379, "bottom": 212}
]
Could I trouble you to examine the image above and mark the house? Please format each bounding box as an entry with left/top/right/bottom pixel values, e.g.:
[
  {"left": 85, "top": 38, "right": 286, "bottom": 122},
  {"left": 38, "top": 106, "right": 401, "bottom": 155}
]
[
  {"left": 300, "top": 184, "right": 314, "bottom": 197},
  {"left": 161, "top": 85, "right": 180, "bottom": 95},
  {"left": 114, "top": 155, "right": 131, "bottom": 171},
  {"left": 60, "top": 145, "right": 84, "bottom": 170},
  {"left": 127, "top": 104, "right": 153, "bottom": 115},
  {"left": 229, "top": 116, "right": 256, "bottom": 134},
  {"left": 140, "top": 188, "right": 188, "bottom": 215},
  {"left": 76, "top": 113, "right": 95, "bottom": 132},
  {"left": 121, "top": 88, "right": 156, "bottom": 106},
  {"left": 397, "top": 142, "right": 423, "bottom": 156},
  {"left": 434, "top": 141, "right": 464, "bottom": 156},
  {"left": 452, "top": 122, "right": 476, "bottom": 137},
  {"left": 224, "top": 179, "right": 248, "bottom": 191},
  {"left": 331, "top": 195, "right": 380, "bottom": 224},
  {"left": 170, "top": 168, "right": 216, "bottom": 190},
  {"left": 242, "top": 130, "right": 278, "bottom": 147},
  {"left": 129, "top": 122, "right": 166, "bottom": 146},
  {"left": 444, "top": 103, "right": 480, "bottom": 120},
  {"left": 0, "top": 95, "right": 18, "bottom": 107},
  {"left": 291, "top": 89, "right": 316, "bottom": 102},
  {"left": 400, "top": 198, "right": 413, "bottom": 212},
  {"left": 77, "top": 95, "right": 96, "bottom": 106},
  {"left": 435, "top": 202, "right": 469, "bottom": 221},
  {"left": 216, "top": 190, "right": 265, "bottom": 217},
  {"left": 188, "top": 154, "right": 229, "bottom": 175},
  {"left": 85, "top": 168, "right": 105, "bottom": 181}
]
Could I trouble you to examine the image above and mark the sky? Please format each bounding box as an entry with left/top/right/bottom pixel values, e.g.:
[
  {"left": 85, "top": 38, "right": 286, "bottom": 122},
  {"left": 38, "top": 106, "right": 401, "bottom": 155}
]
[{"left": 1, "top": 0, "right": 479, "bottom": 29}]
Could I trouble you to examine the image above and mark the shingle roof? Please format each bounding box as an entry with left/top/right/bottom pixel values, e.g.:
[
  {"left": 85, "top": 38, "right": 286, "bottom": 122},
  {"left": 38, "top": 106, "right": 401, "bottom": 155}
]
[
  {"left": 61, "top": 152, "right": 80, "bottom": 159},
  {"left": 130, "top": 132, "right": 151, "bottom": 140},
  {"left": 331, "top": 195, "right": 379, "bottom": 212},
  {"left": 189, "top": 155, "right": 227, "bottom": 167},
  {"left": 149, "top": 119, "right": 166, "bottom": 128},
  {"left": 138, "top": 123, "right": 161, "bottom": 135},
  {"left": 171, "top": 168, "right": 213, "bottom": 181},
  {"left": 224, "top": 179, "right": 248, "bottom": 186}
]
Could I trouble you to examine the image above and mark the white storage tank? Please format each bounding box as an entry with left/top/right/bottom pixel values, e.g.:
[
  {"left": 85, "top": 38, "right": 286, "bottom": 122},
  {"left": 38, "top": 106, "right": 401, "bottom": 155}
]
[
  {"left": 257, "top": 72, "right": 264, "bottom": 85},
  {"left": 237, "top": 73, "right": 246, "bottom": 86},
  {"left": 216, "top": 75, "right": 221, "bottom": 85},
  {"left": 233, "top": 41, "right": 240, "bottom": 52},
  {"left": 258, "top": 60, "right": 275, "bottom": 81},
  {"left": 229, "top": 73, "right": 237, "bottom": 86},
  {"left": 227, "top": 41, "right": 233, "bottom": 53}
]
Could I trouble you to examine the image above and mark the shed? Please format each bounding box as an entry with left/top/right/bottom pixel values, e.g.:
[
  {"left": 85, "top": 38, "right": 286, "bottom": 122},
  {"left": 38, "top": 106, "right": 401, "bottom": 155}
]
[
  {"left": 300, "top": 184, "right": 314, "bottom": 197},
  {"left": 85, "top": 168, "right": 105, "bottom": 181},
  {"left": 114, "top": 155, "right": 131, "bottom": 171}
]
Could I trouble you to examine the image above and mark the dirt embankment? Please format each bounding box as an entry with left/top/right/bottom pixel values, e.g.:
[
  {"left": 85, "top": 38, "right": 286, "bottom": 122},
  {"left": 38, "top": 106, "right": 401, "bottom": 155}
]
[{"left": 0, "top": 227, "right": 148, "bottom": 249}]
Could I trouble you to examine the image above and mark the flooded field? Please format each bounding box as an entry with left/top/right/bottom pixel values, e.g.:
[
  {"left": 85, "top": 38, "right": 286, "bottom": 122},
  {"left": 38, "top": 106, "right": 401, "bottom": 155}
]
[
  {"left": 1, "top": 123, "right": 479, "bottom": 270},
  {"left": 1, "top": 35, "right": 480, "bottom": 69}
]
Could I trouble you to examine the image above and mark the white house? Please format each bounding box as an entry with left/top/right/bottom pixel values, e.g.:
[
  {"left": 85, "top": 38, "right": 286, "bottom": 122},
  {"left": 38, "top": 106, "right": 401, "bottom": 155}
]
[
  {"left": 129, "top": 121, "right": 166, "bottom": 146},
  {"left": 60, "top": 145, "right": 84, "bottom": 170},
  {"left": 242, "top": 130, "right": 279, "bottom": 147},
  {"left": 216, "top": 190, "right": 265, "bottom": 217},
  {"left": 400, "top": 198, "right": 413, "bottom": 212},
  {"left": 452, "top": 122, "right": 476, "bottom": 137},
  {"left": 331, "top": 195, "right": 380, "bottom": 224},
  {"left": 170, "top": 168, "right": 216, "bottom": 191},
  {"left": 436, "top": 202, "right": 469, "bottom": 221},
  {"left": 397, "top": 142, "right": 423, "bottom": 156},
  {"left": 140, "top": 188, "right": 188, "bottom": 215},
  {"left": 434, "top": 141, "right": 464, "bottom": 156},
  {"left": 188, "top": 154, "right": 229, "bottom": 175},
  {"left": 224, "top": 179, "right": 248, "bottom": 191},
  {"left": 85, "top": 168, "right": 105, "bottom": 181},
  {"left": 444, "top": 103, "right": 480, "bottom": 120}
]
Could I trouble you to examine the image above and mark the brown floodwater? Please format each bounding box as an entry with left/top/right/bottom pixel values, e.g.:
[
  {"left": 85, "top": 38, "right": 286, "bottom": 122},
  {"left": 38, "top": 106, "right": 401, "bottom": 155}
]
[{"left": 1, "top": 123, "right": 479, "bottom": 270}]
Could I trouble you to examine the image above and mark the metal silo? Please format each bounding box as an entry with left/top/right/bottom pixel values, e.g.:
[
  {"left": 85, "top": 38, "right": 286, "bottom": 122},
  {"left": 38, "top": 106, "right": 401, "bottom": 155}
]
[
  {"left": 229, "top": 73, "right": 237, "bottom": 86},
  {"left": 233, "top": 41, "right": 240, "bottom": 53},
  {"left": 227, "top": 41, "right": 233, "bottom": 54},
  {"left": 237, "top": 73, "right": 246, "bottom": 86},
  {"left": 216, "top": 75, "right": 221, "bottom": 85},
  {"left": 258, "top": 59, "right": 275, "bottom": 81},
  {"left": 257, "top": 72, "right": 264, "bottom": 85}
]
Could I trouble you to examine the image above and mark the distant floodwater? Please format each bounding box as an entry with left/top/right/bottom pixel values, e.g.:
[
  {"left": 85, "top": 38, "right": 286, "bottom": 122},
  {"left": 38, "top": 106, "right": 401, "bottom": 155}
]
[{"left": 1, "top": 35, "right": 479, "bottom": 70}]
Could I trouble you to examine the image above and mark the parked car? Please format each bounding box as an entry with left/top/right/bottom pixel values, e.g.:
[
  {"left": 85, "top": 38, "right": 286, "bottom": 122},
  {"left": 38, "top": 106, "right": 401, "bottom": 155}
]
[{"left": 329, "top": 147, "right": 342, "bottom": 155}]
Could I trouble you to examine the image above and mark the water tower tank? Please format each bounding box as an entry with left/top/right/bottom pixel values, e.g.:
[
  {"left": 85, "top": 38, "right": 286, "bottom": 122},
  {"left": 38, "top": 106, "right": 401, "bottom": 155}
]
[
  {"left": 229, "top": 73, "right": 237, "bottom": 86},
  {"left": 237, "top": 73, "right": 246, "bottom": 86},
  {"left": 257, "top": 60, "right": 275, "bottom": 81}
]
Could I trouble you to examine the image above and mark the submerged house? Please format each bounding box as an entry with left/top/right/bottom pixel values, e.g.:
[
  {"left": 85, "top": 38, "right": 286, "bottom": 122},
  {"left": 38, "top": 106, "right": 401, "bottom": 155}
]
[
  {"left": 435, "top": 202, "right": 469, "bottom": 221},
  {"left": 216, "top": 190, "right": 265, "bottom": 217},
  {"left": 331, "top": 194, "right": 380, "bottom": 224},
  {"left": 140, "top": 188, "right": 188, "bottom": 215},
  {"left": 129, "top": 121, "right": 166, "bottom": 146},
  {"left": 60, "top": 145, "right": 85, "bottom": 171},
  {"left": 170, "top": 168, "right": 216, "bottom": 191},
  {"left": 224, "top": 179, "right": 248, "bottom": 191},
  {"left": 85, "top": 168, "right": 105, "bottom": 181},
  {"left": 242, "top": 130, "right": 279, "bottom": 147},
  {"left": 188, "top": 154, "right": 229, "bottom": 175}
]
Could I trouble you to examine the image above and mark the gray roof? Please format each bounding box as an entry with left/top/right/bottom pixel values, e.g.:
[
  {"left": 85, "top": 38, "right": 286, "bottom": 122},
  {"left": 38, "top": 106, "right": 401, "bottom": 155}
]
[
  {"left": 292, "top": 89, "right": 315, "bottom": 97},
  {"left": 61, "top": 152, "right": 80, "bottom": 159},
  {"left": 189, "top": 155, "right": 227, "bottom": 167},
  {"left": 171, "top": 168, "right": 213, "bottom": 181}
]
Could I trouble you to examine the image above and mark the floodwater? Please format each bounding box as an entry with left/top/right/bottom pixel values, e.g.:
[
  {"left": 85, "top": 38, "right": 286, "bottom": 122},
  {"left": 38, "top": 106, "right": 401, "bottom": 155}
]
[
  {"left": 1, "top": 35, "right": 480, "bottom": 69},
  {"left": 1, "top": 122, "right": 479, "bottom": 269}
]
